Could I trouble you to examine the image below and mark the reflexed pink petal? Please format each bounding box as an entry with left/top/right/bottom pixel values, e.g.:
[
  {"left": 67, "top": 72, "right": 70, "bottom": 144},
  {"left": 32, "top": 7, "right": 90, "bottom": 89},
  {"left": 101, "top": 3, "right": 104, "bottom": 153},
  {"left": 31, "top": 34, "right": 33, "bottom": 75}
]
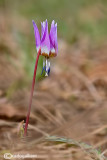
[
  {"left": 50, "top": 20, "right": 55, "bottom": 48},
  {"left": 55, "top": 23, "right": 58, "bottom": 54},
  {"left": 32, "top": 20, "right": 41, "bottom": 52},
  {"left": 49, "top": 20, "right": 58, "bottom": 55},
  {"left": 41, "top": 21, "right": 46, "bottom": 40},
  {"left": 41, "top": 20, "right": 50, "bottom": 55}
]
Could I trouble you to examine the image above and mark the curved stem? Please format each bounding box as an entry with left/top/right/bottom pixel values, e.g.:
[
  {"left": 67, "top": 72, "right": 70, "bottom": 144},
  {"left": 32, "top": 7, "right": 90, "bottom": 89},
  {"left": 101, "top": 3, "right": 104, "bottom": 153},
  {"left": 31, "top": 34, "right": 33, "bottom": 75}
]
[{"left": 24, "top": 49, "right": 41, "bottom": 136}]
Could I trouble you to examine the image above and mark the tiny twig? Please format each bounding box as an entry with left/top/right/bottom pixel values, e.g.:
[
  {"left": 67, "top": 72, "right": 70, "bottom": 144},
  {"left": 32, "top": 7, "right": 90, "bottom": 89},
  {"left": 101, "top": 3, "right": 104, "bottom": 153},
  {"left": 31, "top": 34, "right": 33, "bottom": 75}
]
[
  {"left": 101, "top": 149, "right": 107, "bottom": 156},
  {"left": 29, "top": 124, "right": 49, "bottom": 136}
]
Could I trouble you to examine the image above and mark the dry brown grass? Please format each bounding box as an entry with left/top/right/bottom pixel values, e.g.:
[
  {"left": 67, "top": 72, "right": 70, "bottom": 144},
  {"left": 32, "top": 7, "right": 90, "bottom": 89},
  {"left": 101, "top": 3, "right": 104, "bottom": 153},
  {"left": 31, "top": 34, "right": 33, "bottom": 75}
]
[{"left": 0, "top": 14, "right": 107, "bottom": 160}]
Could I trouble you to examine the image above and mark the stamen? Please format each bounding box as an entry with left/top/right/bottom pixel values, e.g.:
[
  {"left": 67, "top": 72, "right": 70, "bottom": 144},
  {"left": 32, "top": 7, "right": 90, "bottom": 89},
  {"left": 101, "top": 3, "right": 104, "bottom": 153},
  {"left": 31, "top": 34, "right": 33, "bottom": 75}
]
[
  {"left": 41, "top": 58, "right": 50, "bottom": 76},
  {"left": 45, "top": 58, "right": 50, "bottom": 76}
]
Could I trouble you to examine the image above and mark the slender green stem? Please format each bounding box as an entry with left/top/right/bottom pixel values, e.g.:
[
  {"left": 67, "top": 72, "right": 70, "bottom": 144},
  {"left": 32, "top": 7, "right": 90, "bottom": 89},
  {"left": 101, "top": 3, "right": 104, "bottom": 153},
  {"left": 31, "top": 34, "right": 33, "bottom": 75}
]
[{"left": 24, "top": 49, "right": 41, "bottom": 136}]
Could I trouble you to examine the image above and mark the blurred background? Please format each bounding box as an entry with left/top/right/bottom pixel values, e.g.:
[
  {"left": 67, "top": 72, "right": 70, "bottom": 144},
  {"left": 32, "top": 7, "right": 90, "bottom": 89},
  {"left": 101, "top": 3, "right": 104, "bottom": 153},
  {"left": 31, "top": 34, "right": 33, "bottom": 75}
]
[{"left": 0, "top": 0, "right": 107, "bottom": 159}]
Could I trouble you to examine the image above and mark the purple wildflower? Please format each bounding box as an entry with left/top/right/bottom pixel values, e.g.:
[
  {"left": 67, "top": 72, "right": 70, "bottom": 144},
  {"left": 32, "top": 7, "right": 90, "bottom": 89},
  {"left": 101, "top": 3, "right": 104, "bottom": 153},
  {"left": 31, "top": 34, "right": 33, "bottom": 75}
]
[
  {"left": 32, "top": 19, "right": 58, "bottom": 76},
  {"left": 24, "top": 20, "right": 58, "bottom": 136}
]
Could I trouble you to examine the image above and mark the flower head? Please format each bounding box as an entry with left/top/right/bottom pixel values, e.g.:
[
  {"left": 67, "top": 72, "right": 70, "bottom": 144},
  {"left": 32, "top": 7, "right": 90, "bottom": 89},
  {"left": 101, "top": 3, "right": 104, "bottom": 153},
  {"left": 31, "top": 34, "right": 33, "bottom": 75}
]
[
  {"left": 32, "top": 20, "right": 58, "bottom": 76},
  {"left": 32, "top": 19, "right": 58, "bottom": 57}
]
